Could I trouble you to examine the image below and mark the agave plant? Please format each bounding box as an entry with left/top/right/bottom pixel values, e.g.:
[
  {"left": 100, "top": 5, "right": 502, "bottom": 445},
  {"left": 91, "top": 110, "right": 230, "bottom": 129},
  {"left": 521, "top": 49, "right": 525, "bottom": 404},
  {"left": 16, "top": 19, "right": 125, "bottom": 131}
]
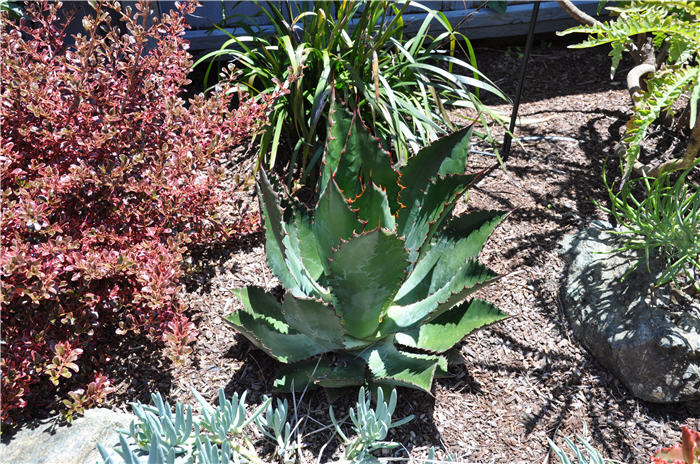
[{"left": 226, "top": 98, "right": 509, "bottom": 392}]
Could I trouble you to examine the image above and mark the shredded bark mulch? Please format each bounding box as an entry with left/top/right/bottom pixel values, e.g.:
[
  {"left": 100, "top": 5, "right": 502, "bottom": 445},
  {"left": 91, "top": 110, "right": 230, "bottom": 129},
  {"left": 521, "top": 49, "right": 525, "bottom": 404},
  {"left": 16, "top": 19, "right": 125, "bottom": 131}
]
[{"left": 101, "top": 37, "right": 699, "bottom": 463}]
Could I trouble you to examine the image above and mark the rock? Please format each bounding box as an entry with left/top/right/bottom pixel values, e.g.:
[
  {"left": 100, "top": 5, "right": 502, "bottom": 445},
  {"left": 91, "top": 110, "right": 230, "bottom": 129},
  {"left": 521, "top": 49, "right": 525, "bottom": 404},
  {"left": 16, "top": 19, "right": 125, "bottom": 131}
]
[
  {"left": 1, "top": 408, "right": 134, "bottom": 464},
  {"left": 559, "top": 221, "right": 700, "bottom": 405}
]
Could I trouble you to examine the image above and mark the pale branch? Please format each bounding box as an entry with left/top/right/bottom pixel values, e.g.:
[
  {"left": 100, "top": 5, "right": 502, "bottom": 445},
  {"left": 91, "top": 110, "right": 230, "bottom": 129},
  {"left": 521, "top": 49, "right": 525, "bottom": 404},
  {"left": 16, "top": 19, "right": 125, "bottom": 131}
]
[
  {"left": 626, "top": 63, "right": 657, "bottom": 104},
  {"left": 633, "top": 113, "right": 700, "bottom": 176},
  {"left": 555, "top": 0, "right": 602, "bottom": 26}
]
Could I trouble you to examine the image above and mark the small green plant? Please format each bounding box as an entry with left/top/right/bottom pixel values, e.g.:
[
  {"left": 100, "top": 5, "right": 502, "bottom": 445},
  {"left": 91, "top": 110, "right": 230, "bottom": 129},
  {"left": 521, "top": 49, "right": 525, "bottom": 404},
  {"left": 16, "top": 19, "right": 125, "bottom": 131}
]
[
  {"left": 548, "top": 424, "right": 613, "bottom": 464},
  {"left": 226, "top": 97, "right": 508, "bottom": 393},
  {"left": 330, "top": 387, "right": 413, "bottom": 462},
  {"left": 196, "top": 0, "right": 505, "bottom": 185},
  {"left": 99, "top": 389, "right": 272, "bottom": 464},
  {"left": 599, "top": 161, "right": 700, "bottom": 291},
  {"left": 505, "top": 45, "right": 524, "bottom": 59},
  {"left": 99, "top": 387, "right": 414, "bottom": 464},
  {"left": 255, "top": 398, "right": 298, "bottom": 464}
]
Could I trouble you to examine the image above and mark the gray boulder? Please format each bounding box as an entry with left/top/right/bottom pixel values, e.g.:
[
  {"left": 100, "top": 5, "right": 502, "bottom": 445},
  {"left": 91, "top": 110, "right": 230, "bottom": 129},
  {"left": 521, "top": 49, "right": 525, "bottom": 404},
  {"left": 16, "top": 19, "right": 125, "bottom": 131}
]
[
  {"left": 0, "top": 408, "right": 133, "bottom": 464},
  {"left": 560, "top": 221, "right": 700, "bottom": 405}
]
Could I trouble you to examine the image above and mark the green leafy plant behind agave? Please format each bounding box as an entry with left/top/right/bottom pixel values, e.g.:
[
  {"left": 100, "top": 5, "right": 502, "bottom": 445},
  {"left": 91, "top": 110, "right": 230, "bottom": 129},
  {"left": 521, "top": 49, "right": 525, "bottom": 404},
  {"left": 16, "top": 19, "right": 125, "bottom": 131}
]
[{"left": 226, "top": 97, "right": 509, "bottom": 393}]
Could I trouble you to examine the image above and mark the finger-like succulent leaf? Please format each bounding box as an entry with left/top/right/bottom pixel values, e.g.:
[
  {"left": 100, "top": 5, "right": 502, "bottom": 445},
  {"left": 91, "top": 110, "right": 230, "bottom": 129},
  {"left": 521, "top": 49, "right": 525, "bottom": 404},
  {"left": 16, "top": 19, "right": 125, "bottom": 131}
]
[
  {"left": 352, "top": 182, "right": 396, "bottom": 232},
  {"left": 273, "top": 355, "right": 366, "bottom": 392},
  {"left": 282, "top": 292, "right": 345, "bottom": 351},
  {"left": 359, "top": 338, "right": 444, "bottom": 392},
  {"left": 395, "top": 299, "right": 508, "bottom": 353},
  {"left": 313, "top": 179, "right": 363, "bottom": 272},
  {"left": 327, "top": 229, "right": 409, "bottom": 339},
  {"left": 227, "top": 287, "right": 328, "bottom": 363}
]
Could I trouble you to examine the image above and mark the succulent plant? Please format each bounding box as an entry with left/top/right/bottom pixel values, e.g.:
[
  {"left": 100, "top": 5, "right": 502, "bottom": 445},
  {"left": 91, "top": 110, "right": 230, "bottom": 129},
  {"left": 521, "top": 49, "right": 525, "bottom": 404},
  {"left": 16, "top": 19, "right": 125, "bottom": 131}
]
[
  {"left": 330, "top": 386, "right": 413, "bottom": 461},
  {"left": 653, "top": 426, "right": 700, "bottom": 464},
  {"left": 226, "top": 97, "right": 509, "bottom": 393}
]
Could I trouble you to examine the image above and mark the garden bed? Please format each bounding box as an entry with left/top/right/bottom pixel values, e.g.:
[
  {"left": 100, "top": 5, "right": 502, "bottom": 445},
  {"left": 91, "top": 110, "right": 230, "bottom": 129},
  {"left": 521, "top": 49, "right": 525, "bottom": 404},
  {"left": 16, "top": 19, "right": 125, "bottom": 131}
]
[{"left": 98, "top": 38, "right": 698, "bottom": 463}]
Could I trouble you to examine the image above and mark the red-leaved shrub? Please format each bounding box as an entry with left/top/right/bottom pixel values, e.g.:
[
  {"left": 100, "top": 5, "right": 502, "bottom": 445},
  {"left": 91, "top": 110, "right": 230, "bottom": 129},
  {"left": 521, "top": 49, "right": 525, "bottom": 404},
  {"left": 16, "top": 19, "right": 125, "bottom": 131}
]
[{"left": 1, "top": 1, "right": 270, "bottom": 425}]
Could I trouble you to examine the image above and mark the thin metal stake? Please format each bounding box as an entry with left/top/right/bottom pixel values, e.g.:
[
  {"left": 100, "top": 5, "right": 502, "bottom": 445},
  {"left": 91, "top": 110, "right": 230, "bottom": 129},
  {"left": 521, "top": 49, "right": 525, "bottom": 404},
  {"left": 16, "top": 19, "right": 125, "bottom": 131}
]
[{"left": 500, "top": 1, "right": 540, "bottom": 163}]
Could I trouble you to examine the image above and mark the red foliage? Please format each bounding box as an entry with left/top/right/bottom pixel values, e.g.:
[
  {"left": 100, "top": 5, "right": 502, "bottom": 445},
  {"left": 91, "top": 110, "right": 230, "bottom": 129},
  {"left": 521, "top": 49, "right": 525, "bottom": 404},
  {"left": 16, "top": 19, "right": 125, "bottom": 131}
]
[
  {"left": 1, "top": 1, "right": 269, "bottom": 425},
  {"left": 652, "top": 427, "right": 700, "bottom": 464}
]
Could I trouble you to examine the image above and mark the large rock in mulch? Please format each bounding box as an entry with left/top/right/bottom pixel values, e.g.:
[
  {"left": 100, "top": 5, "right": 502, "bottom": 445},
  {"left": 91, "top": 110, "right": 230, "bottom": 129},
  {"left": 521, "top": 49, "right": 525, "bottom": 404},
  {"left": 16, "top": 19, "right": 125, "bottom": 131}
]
[
  {"left": 559, "top": 221, "right": 700, "bottom": 405},
  {"left": 0, "top": 408, "right": 133, "bottom": 464}
]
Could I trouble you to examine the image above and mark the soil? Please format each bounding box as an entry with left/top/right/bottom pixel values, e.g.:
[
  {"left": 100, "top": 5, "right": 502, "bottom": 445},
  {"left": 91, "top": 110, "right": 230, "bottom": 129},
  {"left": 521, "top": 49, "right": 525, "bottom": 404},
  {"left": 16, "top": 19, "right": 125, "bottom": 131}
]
[{"left": 100, "top": 37, "right": 699, "bottom": 463}]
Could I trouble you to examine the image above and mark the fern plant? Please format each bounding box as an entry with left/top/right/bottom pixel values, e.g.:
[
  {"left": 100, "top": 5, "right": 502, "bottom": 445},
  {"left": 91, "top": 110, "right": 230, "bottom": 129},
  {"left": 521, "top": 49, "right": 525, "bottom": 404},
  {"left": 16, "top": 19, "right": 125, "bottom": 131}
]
[{"left": 559, "top": 1, "right": 700, "bottom": 179}]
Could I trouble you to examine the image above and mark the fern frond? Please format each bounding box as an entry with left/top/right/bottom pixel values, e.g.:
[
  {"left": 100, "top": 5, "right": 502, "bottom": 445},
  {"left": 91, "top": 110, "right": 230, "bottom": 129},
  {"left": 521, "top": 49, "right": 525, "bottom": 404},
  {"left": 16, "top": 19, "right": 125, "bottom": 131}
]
[
  {"left": 560, "top": 3, "right": 699, "bottom": 76},
  {"left": 621, "top": 66, "right": 699, "bottom": 181},
  {"left": 561, "top": 11, "right": 699, "bottom": 49}
]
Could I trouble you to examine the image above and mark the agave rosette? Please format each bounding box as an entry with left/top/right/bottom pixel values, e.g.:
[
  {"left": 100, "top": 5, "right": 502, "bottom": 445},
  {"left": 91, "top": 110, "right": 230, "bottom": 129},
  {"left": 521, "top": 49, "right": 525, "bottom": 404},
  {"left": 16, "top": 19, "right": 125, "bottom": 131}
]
[{"left": 226, "top": 98, "right": 508, "bottom": 392}]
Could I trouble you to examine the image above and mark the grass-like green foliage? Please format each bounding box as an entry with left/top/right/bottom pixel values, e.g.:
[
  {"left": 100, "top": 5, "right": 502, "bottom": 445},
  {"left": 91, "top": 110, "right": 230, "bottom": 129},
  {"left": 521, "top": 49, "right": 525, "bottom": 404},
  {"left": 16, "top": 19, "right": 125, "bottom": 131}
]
[
  {"left": 195, "top": 0, "right": 505, "bottom": 184},
  {"left": 548, "top": 424, "right": 612, "bottom": 464},
  {"left": 600, "top": 161, "right": 700, "bottom": 290},
  {"left": 226, "top": 97, "right": 508, "bottom": 394},
  {"left": 99, "top": 386, "right": 413, "bottom": 463},
  {"left": 559, "top": 1, "right": 700, "bottom": 179}
]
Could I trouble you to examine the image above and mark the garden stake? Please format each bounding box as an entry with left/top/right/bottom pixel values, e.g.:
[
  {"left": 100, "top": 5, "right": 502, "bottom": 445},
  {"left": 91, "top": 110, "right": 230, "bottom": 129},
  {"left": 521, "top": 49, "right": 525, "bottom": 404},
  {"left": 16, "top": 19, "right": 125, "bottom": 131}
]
[
  {"left": 478, "top": 0, "right": 540, "bottom": 185},
  {"left": 501, "top": 1, "right": 540, "bottom": 163}
]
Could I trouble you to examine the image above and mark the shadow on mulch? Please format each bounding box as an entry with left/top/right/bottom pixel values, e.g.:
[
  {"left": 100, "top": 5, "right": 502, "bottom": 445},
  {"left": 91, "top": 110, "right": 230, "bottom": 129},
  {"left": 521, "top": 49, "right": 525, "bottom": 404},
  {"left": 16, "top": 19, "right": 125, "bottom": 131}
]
[
  {"left": 473, "top": 32, "right": 635, "bottom": 105},
  {"left": 102, "top": 331, "right": 176, "bottom": 407},
  {"left": 183, "top": 231, "right": 265, "bottom": 294}
]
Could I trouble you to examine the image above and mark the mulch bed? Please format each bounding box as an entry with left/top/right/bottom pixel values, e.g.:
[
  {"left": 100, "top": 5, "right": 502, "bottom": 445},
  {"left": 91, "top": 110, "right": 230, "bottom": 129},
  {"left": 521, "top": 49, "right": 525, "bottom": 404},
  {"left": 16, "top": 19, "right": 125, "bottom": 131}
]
[{"left": 101, "top": 37, "right": 698, "bottom": 463}]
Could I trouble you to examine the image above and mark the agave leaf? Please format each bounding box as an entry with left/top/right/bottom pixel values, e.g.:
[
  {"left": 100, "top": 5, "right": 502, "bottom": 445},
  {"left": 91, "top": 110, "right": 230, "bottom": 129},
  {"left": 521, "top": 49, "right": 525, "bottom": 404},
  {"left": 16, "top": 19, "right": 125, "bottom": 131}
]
[
  {"left": 419, "top": 175, "right": 488, "bottom": 260},
  {"left": 396, "top": 125, "right": 473, "bottom": 233},
  {"left": 403, "top": 173, "right": 480, "bottom": 263},
  {"left": 293, "top": 207, "right": 324, "bottom": 280},
  {"left": 320, "top": 95, "right": 360, "bottom": 197},
  {"left": 282, "top": 210, "right": 330, "bottom": 300},
  {"left": 352, "top": 182, "right": 396, "bottom": 232},
  {"left": 273, "top": 177, "right": 326, "bottom": 282},
  {"left": 327, "top": 229, "right": 409, "bottom": 339},
  {"left": 379, "top": 260, "right": 500, "bottom": 335},
  {"left": 396, "top": 210, "right": 508, "bottom": 303},
  {"left": 227, "top": 287, "right": 328, "bottom": 363},
  {"left": 320, "top": 97, "right": 401, "bottom": 209},
  {"left": 395, "top": 299, "right": 507, "bottom": 353},
  {"left": 359, "top": 338, "right": 442, "bottom": 392},
  {"left": 319, "top": 94, "right": 349, "bottom": 194},
  {"left": 273, "top": 355, "right": 366, "bottom": 392},
  {"left": 282, "top": 292, "right": 345, "bottom": 350},
  {"left": 258, "top": 171, "right": 297, "bottom": 290},
  {"left": 313, "top": 179, "right": 363, "bottom": 272},
  {"left": 263, "top": 171, "right": 329, "bottom": 299}
]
